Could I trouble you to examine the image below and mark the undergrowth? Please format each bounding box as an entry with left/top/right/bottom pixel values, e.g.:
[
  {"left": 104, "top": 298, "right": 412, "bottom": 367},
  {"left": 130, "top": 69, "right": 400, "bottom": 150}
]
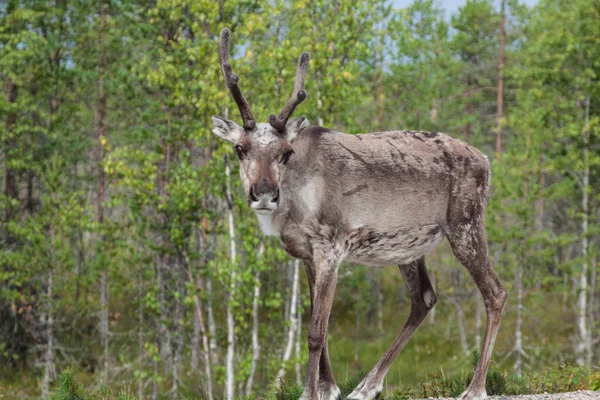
[
  {"left": 414, "top": 352, "right": 599, "bottom": 399},
  {"left": 50, "top": 357, "right": 600, "bottom": 400},
  {"left": 49, "top": 368, "right": 136, "bottom": 400}
]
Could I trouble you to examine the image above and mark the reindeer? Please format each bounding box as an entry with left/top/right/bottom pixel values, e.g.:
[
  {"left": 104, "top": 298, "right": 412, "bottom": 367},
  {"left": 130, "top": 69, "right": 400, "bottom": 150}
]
[{"left": 211, "top": 29, "right": 507, "bottom": 400}]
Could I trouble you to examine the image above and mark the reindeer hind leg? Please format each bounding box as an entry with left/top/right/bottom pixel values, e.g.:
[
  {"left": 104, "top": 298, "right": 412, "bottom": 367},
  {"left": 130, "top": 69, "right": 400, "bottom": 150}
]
[
  {"left": 346, "top": 257, "right": 436, "bottom": 400},
  {"left": 446, "top": 217, "right": 508, "bottom": 400}
]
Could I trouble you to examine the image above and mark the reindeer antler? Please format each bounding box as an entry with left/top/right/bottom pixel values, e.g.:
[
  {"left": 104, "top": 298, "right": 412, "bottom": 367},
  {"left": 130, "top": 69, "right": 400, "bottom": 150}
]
[
  {"left": 219, "top": 28, "right": 256, "bottom": 130},
  {"left": 269, "top": 52, "right": 310, "bottom": 133}
]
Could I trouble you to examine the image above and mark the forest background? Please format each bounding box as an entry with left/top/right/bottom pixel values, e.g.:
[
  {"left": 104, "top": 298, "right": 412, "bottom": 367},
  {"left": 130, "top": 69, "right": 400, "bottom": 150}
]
[{"left": 0, "top": 0, "right": 599, "bottom": 399}]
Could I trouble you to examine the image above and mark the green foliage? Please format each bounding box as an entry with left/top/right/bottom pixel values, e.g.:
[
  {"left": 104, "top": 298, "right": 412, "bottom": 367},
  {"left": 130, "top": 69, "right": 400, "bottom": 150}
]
[
  {"left": 527, "top": 363, "right": 593, "bottom": 394},
  {"left": 339, "top": 371, "right": 368, "bottom": 398},
  {"left": 49, "top": 368, "right": 136, "bottom": 400}
]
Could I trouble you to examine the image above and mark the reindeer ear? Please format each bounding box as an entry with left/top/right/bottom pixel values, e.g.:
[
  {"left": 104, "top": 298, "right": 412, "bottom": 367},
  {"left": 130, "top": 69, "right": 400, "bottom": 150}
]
[
  {"left": 211, "top": 116, "right": 244, "bottom": 143},
  {"left": 284, "top": 116, "right": 309, "bottom": 142}
]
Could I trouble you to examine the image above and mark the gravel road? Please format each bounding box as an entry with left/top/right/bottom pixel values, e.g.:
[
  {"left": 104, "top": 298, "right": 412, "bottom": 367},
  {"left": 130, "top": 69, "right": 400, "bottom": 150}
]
[{"left": 426, "top": 392, "right": 600, "bottom": 400}]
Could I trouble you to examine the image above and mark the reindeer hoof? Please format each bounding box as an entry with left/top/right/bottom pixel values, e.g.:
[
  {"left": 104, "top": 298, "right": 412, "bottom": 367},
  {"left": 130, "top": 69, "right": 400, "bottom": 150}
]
[
  {"left": 458, "top": 387, "right": 487, "bottom": 400},
  {"left": 344, "top": 392, "right": 380, "bottom": 400},
  {"left": 318, "top": 382, "right": 341, "bottom": 400},
  {"left": 345, "top": 375, "right": 382, "bottom": 400}
]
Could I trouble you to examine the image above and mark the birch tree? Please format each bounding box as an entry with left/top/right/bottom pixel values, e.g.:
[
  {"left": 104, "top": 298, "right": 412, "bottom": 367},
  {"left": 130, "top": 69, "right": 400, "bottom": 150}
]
[
  {"left": 225, "top": 156, "right": 237, "bottom": 400},
  {"left": 277, "top": 259, "right": 300, "bottom": 382}
]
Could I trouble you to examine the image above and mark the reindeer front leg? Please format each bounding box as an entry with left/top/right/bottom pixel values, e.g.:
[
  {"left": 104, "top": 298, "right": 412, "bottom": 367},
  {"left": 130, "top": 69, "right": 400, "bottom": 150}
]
[
  {"left": 304, "top": 260, "right": 341, "bottom": 400},
  {"left": 301, "top": 252, "right": 340, "bottom": 400}
]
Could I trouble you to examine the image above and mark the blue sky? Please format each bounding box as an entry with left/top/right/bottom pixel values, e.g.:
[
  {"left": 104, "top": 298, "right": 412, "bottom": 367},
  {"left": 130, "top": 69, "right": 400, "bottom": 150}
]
[{"left": 390, "top": 0, "right": 538, "bottom": 17}]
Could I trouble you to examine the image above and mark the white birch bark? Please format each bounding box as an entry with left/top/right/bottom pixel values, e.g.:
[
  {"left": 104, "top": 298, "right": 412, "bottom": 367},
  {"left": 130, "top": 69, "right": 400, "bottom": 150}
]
[
  {"left": 295, "top": 291, "right": 303, "bottom": 386},
  {"left": 450, "top": 297, "right": 469, "bottom": 356},
  {"left": 515, "top": 262, "right": 524, "bottom": 374},
  {"left": 588, "top": 259, "right": 596, "bottom": 366},
  {"left": 192, "top": 296, "right": 200, "bottom": 370},
  {"left": 277, "top": 259, "right": 300, "bottom": 382},
  {"left": 207, "top": 273, "right": 218, "bottom": 362},
  {"left": 225, "top": 157, "right": 237, "bottom": 400},
  {"left": 576, "top": 94, "right": 590, "bottom": 366},
  {"left": 428, "top": 271, "right": 436, "bottom": 324},
  {"left": 183, "top": 247, "right": 214, "bottom": 400},
  {"left": 475, "top": 295, "right": 482, "bottom": 349},
  {"left": 245, "top": 243, "right": 264, "bottom": 396}
]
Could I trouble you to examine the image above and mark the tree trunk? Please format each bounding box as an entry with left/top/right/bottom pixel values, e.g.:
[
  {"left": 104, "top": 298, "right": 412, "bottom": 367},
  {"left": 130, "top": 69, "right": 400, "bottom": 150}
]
[
  {"left": 495, "top": 0, "right": 506, "bottom": 154},
  {"left": 451, "top": 298, "right": 469, "bottom": 356},
  {"left": 588, "top": 256, "right": 597, "bottom": 366},
  {"left": 99, "top": 272, "right": 109, "bottom": 383},
  {"left": 428, "top": 270, "right": 436, "bottom": 324},
  {"left": 158, "top": 253, "right": 171, "bottom": 363},
  {"left": 171, "top": 264, "right": 184, "bottom": 399},
  {"left": 277, "top": 259, "right": 300, "bottom": 382},
  {"left": 97, "top": 0, "right": 110, "bottom": 384},
  {"left": 316, "top": 70, "right": 324, "bottom": 126},
  {"left": 245, "top": 243, "right": 264, "bottom": 396},
  {"left": 225, "top": 157, "right": 237, "bottom": 400},
  {"left": 191, "top": 228, "right": 204, "bottom": 371},
  {"left": 475, "top": 295, "right": 482, "bottom": 349},
  {"left": 514, "top": 262, "right": 524, "bottom": 375},
  {"left": 207, "top": 273, "right": 218, "bottom": 362},
  {"left": 191, "top": 225, "right": 206, "bottom": 372},
  {"left": 41, "top": 220, "right": 57, "bottom": 399},
  {"left": 153, "top": 332, "right": 159, "bottom": 400},
  {"left": 183, "top": 248, "right": 214, "bottom": 400},
  {"left": 3, "top": 77, "right": 17, "bottom": 245},
  {"left": 295, "top": 291, "right": 303, "bottom": 386},
  {"left": 576, "top": 94, "right": 590, "bottom": 366},
  {"left": 200, "top": 218, "right": 219, "bottom": 363},
  {"left": 192, "top": 293, "right": 200, "bottom": 370}
]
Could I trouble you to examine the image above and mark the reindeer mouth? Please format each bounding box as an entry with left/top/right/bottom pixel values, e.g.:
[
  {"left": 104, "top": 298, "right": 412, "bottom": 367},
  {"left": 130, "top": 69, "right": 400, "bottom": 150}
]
[{"left": 253, "top": 207, "right": 277, "bottom": 215}]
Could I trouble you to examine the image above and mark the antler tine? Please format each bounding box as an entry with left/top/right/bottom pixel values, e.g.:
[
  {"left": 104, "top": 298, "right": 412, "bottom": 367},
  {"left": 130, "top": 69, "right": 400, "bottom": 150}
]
[
  {"left": 219, "top": 28, "right": 256, "bottom": 130},
  {"left": 269, "top": 52, "right": 310, "bottom": 133}
]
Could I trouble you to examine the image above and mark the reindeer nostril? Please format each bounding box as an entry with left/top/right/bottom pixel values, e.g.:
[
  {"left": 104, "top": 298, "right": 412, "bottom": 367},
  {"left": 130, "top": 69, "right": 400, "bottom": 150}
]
[
  {"left": 249, "top": 186, "right": 259, "bottom": 202},
  {"left": 271, "top": 189, "right": 280, "bottom": 203}
]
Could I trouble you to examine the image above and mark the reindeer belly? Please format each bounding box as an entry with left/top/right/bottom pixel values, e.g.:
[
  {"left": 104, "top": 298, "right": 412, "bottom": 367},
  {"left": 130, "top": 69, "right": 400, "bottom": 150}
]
[{"left": 344, "top": 224, "right": 444, "bottom": 267}]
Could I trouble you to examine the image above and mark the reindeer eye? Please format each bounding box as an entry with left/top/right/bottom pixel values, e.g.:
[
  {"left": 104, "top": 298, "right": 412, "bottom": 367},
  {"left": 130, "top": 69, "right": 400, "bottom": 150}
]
[
  {"left": 280, "top": 149, "right": 294, "bottom": 165},
  {"left": 234, "top": 144, "right": 245, "bottom": 159}
]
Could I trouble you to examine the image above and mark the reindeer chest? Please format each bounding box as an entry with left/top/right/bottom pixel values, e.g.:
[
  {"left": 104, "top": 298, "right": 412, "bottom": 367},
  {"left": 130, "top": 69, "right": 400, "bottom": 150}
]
[{"left": 343, "top": 224, "right": 444, "bottom": 267}]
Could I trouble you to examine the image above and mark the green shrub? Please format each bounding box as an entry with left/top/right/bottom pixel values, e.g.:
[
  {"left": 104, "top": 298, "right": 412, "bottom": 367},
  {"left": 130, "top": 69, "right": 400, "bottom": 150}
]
[
  {"left": 528, "top": 363, "right": 591, "bottom": 394},
  {"left": 339, "top": 371, "right": 367, "bottom": 398},
  {"left": 590, "top": 372, "right": 600, "bottom": 391},
  {"left": 504, "top": 374, "right": 531, "bottom": 395},
  {"left": 274, "top": 381, "right": 303, "bottom": 400},
  {"left": 49, "top": 368, "right": 136, "bottom": 400},
  {"left": 407, "top": 360, "right": 600, "bottom": 398},
  {"left": 420, "top": 371, "right": 466, "bottom": 398}
]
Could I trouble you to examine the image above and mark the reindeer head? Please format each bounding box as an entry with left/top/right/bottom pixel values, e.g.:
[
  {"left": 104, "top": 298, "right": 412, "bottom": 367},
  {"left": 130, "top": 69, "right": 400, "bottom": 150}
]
[{"left": 212, "top": 28, "right": 309, "bottom": 215}]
